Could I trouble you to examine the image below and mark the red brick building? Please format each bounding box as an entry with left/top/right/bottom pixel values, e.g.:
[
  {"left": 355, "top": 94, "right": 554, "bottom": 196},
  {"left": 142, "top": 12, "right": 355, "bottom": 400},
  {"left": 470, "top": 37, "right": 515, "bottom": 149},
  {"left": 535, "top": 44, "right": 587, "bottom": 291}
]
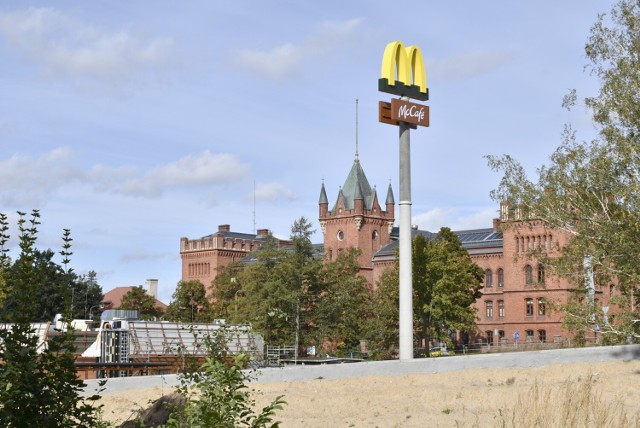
[
  {"left": 180, "top": 153, "right": 613, "bottom": 346},
  {"left": 179, "top": 226, "right": 291, "bottom": 290},
  {"left": 318, "top": 154, "right": 395, "bottom": 286}
]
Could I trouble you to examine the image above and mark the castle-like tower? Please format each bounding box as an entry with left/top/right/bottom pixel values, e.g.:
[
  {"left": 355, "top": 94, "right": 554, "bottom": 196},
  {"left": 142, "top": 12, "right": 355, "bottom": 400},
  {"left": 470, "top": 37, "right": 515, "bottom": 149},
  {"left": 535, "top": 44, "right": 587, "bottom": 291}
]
[{"left": 319, "top": 155, "right": 395, "bottom": 287}]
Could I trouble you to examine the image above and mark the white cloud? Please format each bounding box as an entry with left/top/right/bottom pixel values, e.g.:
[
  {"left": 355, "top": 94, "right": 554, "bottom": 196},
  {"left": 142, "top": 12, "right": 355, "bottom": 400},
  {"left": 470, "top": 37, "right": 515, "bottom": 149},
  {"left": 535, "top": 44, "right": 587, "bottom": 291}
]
[
  {"left": 253, "top": 182, "right": 297, "bottom": 201},
  {"left": 91, "top": 151, "right": 251, "bottom": 197},
  {"left": 0, "top": 7, "right": 175, "bottom": 91},
  {"left": 413, "top": 207, "right": 497, "bottom": 232},
  {"left": 430, "top": 50, "right": 516, "bottom": 79},
  {"left": 234, "top": 18, "right": 363, "bottom": 81},
  {"left": 0, "top": 147, "right": 81, "bottom": 206},
  {"left": 120, "top": 250, "right": 173, "bottom": 263},
  {"left": 0, "top": 148, "right": 250, "bottom": 204},
  {"left": 235, "top": 43, "right": 302, "bottom": 81}
]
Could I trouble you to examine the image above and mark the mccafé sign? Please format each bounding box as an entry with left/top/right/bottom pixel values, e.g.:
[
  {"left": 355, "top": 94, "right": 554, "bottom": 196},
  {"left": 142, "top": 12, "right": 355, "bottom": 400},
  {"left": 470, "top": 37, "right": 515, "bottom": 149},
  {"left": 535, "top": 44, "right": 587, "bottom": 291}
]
[{"left": 378, "top": 40, "right": 430, "bottom": 128}]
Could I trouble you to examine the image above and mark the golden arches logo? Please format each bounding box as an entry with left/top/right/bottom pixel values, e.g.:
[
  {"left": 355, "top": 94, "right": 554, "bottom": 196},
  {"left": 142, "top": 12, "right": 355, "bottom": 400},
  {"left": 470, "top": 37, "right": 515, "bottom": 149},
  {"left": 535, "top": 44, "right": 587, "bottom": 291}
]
[{"left": 378, "top": 41, "right": 428, "bottom": 101}]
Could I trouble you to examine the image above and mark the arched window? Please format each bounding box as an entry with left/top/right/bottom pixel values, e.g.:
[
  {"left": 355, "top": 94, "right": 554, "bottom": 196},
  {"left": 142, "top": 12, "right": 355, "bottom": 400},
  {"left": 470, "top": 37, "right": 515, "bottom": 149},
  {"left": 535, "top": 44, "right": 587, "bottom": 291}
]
[
  {"left": 485, "top": 300, "right": 493, "bottom": 319},
  {"left": 537, "top": 264, "right": 545, "bottom": 284},
  {"left": 498, "top": 300, "right": 505, "bottom": 318},
  {"left": 538, "top": 330, "right": 547, "bottom": 343},
  {"left": 525, "top": 265, "right": 533, "bottom": 285},
  {"left": 485, "top": 269, "right": 493, "bottom": 288},
  {"left": 526, "top": 298, "right": 534, "bottom": 316},
  {"left": 526, "top": 329, "right": 535, "bottom": 341},
  {"left": 498, "top": 268, "right": 504, "bottom": 287},
  {"left": 538, "top": 298, "right": 546, "bottom": 316},
  {"left": 486, "top": 330, "right": 494, "bottom": 346}
]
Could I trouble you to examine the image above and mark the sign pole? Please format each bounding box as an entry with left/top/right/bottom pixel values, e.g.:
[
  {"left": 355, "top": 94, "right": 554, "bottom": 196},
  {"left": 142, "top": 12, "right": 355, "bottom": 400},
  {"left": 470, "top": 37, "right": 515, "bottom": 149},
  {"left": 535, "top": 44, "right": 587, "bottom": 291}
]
[
  {"left": 398, "top": 98, "right": 413, "bottom": 361},
  {"left": 378, "top": 40, "right": 429, "bottom": 362}
]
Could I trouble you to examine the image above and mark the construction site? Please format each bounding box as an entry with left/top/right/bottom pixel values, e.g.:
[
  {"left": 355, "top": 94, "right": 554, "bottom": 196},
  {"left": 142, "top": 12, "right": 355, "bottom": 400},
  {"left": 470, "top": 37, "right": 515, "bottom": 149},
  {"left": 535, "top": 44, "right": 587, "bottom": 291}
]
[{"left": 12, "top": 310, "right": 265, "bottom": 380}]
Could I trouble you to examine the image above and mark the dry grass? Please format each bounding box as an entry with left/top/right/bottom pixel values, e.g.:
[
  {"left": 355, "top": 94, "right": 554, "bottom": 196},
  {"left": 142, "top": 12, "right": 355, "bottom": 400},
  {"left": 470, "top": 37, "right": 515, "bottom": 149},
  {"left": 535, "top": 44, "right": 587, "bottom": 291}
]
[{"left": 492, "top": 373, "right": 640, "bottom": 428}]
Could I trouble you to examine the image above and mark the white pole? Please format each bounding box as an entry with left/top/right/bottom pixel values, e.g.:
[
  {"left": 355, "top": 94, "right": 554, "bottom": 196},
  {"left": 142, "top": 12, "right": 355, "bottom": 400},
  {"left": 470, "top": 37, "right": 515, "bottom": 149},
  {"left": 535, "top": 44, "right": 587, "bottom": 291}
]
[{"left": 398, "top": 103, "right": 413, "bottom": 360}]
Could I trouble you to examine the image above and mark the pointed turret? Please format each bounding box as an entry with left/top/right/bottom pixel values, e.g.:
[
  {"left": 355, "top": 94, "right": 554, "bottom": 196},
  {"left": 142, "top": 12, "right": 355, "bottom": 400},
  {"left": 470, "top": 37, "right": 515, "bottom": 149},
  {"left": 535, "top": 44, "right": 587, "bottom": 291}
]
[
  {"left": 335, "top": 158, "right": 375, "bottom": 211},
  {"left": 386, "top": 183, "right": 395, "bottom": 205},
  {"left": 319, "top": 181, "right": 329, "bottom": 217}
]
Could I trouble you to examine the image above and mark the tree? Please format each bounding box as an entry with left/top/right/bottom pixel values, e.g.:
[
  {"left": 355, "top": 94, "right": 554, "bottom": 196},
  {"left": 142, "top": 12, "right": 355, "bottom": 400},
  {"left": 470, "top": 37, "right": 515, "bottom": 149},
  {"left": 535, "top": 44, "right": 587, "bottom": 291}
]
[
  {"left": 165, "top": 280, "right": 212, "bottom": 323},
  {"left": 314, "top": 248, "right": 369, "bottom": 356},
  {"left": 487, "top": 0, "right": 640, "bottom": 343},
  {"left": 0, "top": 210, "right": 104, "bottom": 427},
  {"left": 363, "top": 267, "right": 400, "bottom": 359},
  {"left": 120, "top": 285, "right": 164, "bottom": 320},
  {"left": 223, "top": 218, "right": 323, "bottom": 349},
  {"left": 365, "top": 229, "right": 483, "bottom": 359},
  {"left": 166, "top": 328, "right": 285, "bottom": 427},
  {"left": 412, "top": 229, "right": 483, "bottom": 354}
]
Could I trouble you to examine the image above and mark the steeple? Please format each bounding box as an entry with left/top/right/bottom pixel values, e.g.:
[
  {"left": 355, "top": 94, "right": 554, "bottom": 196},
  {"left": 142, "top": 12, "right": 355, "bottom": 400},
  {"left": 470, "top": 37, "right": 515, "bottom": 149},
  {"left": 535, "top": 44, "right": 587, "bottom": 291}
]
[
  {"left": 355, "top": 98, "right": 359, "bottom": 161},
  {"left": 386, "top": 182, "right": 395, "bottom": 205},
  {"left": 319, "top": 180, "right": 328, "bottom": 204},
  {"left": 335, "top": 159, "right": 375, "bottom": 211}
]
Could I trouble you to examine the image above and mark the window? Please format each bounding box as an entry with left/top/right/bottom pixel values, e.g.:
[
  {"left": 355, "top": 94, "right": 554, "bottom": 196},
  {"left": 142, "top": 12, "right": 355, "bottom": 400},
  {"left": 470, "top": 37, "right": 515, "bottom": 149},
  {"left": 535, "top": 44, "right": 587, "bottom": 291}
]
[
  {"left": 526, "top": 329, "right": 534, "bottom": 341},
  {"left": 538, "top": 330, "right": 547, "bottom": 343},
  {"left": 525, "top": 265, "right": 533, "bottom": 285},
  {"left": 498, "top": 330, "right": 505, "bottom": 342},
  {"left": 538, "top": 298, "right": 546, "bottom": 316},
  {"left": 372, "top": 230, "right": 378, "bottom": 240},
  {"left": 538, "top": 264, "right": 545, "bottom": 284},
  {"left": 337, "top": 230, "right": 344, "bottom": 241},
  {"left": 526, "top": 298, "right": 534, "bottom": 316},
  {"left": 485, "top": 300, "right": 494, "bottom": 319},
  {"left": 485, "top": 269, "right": 493, "bottom": 288},
  {"left": 498, "top": 300, "right": 505, "bottom": 318},
  {"left": 498, "top": 268, "right": 504, "bottom": 287},
  {"left": 486, "top": 330, "right": 494, "bottom": 346}
]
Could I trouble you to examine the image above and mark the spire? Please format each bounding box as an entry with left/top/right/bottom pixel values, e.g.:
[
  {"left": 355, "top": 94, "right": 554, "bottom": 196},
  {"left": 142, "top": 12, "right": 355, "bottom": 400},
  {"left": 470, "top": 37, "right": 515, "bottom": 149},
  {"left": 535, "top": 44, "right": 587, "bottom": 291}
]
[
  {"left": 319, "top": 180, "right": 328, "bottom": 204},
  {"left": 334, "top": 159, "right": 374, "bottom": 210},
  {"left": 386, "top": 182, "right": 395, "bottom": 205},
  {"left": 355, "top": 98, "right": 359, "bottom": 162}
]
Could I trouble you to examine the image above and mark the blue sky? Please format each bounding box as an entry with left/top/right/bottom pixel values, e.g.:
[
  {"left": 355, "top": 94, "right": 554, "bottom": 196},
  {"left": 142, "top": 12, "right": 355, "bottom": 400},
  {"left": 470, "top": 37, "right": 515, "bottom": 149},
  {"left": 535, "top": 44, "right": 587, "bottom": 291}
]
[{"left": 0, "top": 1, "right": 609, "bottom": 303}]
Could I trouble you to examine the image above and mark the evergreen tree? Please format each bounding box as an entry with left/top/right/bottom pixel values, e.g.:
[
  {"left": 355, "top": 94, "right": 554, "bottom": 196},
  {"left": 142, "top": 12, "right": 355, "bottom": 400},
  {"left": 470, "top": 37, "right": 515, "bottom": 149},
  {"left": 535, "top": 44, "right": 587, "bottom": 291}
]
[{"left": 0, "top": 210, "right": 104, "bottom": 427}]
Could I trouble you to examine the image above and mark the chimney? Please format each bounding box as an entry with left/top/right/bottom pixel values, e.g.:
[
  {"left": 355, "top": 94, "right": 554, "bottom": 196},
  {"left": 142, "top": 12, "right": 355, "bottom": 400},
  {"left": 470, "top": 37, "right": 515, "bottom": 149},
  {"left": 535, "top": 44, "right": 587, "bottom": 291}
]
[
  {"left": 145, "top": 279, "right": 158, "bottom": 299},
  {"left": 218, "top": 224, "right": 231, "bottom": 232},
  {"left": 493, "top": 218, "right": 501, "bottom": 232},
  {"left": 257, "top": 228, "right": 269, "bottom": 237}
]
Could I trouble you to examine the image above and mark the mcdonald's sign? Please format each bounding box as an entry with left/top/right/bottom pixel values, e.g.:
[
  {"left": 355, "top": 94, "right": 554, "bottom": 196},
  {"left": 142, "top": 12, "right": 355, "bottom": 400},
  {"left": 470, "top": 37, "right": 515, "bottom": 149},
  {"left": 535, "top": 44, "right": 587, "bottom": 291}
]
[{"left": 378, "top": 41, "right": 428, "bottom": 101}]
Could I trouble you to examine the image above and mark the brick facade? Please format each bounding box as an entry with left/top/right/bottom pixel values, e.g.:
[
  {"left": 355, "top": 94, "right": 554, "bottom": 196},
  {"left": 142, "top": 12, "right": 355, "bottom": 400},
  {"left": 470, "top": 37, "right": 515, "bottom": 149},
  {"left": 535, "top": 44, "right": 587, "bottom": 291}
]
[
  {"left": 180, "top": 155, "right": 614, "bottom": 346},
  {"left": 318, "top": 156, "right": 395, "bottom": 286},
  {"left": 179, "top": 225, "right": 290, "bottom": 292}
]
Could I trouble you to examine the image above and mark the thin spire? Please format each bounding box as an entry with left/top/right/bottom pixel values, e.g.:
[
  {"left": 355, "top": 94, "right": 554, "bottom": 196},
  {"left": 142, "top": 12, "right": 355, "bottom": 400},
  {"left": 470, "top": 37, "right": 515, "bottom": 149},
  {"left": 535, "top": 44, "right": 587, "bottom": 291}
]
[{"left": 355, "top": 98, "right": 359, "bottom": 161}]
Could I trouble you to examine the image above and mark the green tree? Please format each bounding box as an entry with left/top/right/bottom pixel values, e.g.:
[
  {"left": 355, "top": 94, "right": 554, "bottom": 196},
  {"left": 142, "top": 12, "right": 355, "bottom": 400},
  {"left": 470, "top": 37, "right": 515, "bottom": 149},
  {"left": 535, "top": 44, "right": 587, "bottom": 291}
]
[
  {"left": 0, "top": 210, "right": 104, "bottom": 427},
  {"left": 363, "top": 267, "right": 400, "bottom": 360},
  {"left": 314, "top": 248, "right": 369, "bottom": 356},
  {"left": 413, "top": 229, "right": 483, "bottom": 354},
  {"left": 487, "top": 0, "right": 640, "bottom": 343},
  {"left": 227, "top": 218, "right": 322, "bottom": 349},
  {"left": 120, "top": 285, "right": 164, "bottom": 320},
  {"left": 0, "top": 249, "right": 103, "bottom": 322},
  {"left": 165, "top": 280, "right": 212, "bottom": 322},
  {"left": 365, "top": 230, "right": 483, "bottom": 359}
]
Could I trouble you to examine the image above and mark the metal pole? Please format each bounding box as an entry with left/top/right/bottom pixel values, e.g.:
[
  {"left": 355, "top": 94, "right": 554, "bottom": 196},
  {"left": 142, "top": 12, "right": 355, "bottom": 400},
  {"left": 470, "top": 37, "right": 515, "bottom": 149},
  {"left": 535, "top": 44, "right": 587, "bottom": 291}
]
[{"left": 398, "top": 103, "right": 413, "bottom": 360}]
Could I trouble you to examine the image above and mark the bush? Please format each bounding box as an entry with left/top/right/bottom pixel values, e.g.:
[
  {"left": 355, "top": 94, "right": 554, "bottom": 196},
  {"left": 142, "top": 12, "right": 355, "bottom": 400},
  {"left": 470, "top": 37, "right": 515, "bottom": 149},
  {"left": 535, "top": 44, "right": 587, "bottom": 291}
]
[{"left": 166, "top": 328, "right": 286, "bottom": 428}]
